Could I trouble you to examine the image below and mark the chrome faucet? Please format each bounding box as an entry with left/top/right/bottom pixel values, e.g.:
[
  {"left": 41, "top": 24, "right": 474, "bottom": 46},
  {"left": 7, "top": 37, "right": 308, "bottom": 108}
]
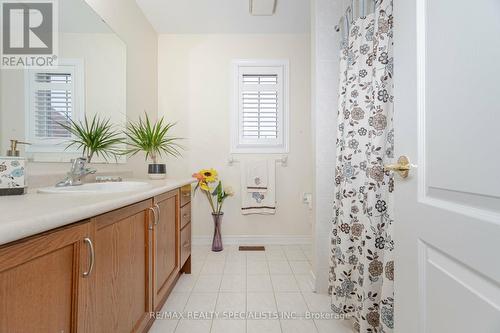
[{"left": 56, "top": 157, "right": 97, "bottom": 187}]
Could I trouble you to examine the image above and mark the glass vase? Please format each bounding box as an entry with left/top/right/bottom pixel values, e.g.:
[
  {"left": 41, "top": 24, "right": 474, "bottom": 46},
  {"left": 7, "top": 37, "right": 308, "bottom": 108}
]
[{"left": 211, "top": 212, "right": 224, "bottom": 252}]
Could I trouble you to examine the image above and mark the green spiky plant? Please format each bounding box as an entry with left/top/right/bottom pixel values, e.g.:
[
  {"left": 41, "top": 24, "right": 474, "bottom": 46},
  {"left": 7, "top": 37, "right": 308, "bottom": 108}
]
[
  {"left": 124, "top": 113, "right": 182, "bottom": 163},
  {"left": 58, "top": 114, "right": 123, "bottom": 163}
]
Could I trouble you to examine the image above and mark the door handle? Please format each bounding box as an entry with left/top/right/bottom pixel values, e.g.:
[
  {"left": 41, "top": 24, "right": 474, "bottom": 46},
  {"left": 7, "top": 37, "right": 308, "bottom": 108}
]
[
  {"left": 154, "top": 204, "right": 160, "bottom": 225},
  {"left": 148, "top": 206, "right": 157, "bottom": 230},
  {"left": 384, "top": 155, "right": 412, "bottom": 178},
  {"left": 82, "top": 237, "right": 95, "bottom": 278}
]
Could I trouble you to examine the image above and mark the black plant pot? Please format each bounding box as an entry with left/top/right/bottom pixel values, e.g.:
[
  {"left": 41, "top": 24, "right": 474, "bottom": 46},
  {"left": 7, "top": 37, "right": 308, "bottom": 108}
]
[{"left": 148, "top": 163, "right": 166, "bottom": 179}]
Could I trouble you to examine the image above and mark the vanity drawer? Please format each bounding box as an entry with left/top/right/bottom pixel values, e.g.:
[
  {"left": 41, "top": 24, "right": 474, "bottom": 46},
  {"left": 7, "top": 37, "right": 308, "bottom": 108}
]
[
  {"left": 180, "top": 223, "right": 191, "bottom": 267},
  {"left": 180, "top": 185, "right": 191, "bottom": 207},
  {"left": 180, "top": 202, "right": 191, "bottom": 229}
]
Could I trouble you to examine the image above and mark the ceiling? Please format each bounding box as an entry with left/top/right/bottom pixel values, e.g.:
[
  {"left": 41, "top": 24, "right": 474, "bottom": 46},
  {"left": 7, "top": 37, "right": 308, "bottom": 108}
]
[
  {"left": 135, "top": 0, "right": 310, "bottom": 34},
  {"left": 60, "top": 0, "right": 113, "bottom": 33}
]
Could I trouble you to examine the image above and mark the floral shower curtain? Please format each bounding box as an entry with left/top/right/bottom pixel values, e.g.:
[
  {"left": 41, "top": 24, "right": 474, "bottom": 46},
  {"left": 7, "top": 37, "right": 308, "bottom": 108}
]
[{"left": 329, "top": 1, "right": 395, "bottom": 332}]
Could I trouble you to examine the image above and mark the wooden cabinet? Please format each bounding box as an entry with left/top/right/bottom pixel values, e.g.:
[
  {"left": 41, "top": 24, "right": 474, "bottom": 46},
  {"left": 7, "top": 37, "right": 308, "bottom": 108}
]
[
  {"left": 152, "top": 190, "right": 179, "bottom": 310},
  {"left": 179, "top": 184, "right": 192, "bottom": 274},
  {"left": 0, "top": 221, "right": 95, "bottom": 333},
  {"left": 0, "top": 184, "right": 193, "bottom": 333},
  {"left": 93, "top": 200, "right": 153, "bottom": 333}
]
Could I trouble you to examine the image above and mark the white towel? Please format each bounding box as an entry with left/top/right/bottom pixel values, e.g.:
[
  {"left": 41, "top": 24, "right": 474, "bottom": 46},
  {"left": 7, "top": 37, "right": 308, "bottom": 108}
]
[
  {"left": 241, "top": 159, "right": 276, "bottom": 215},
  {"left": 246, "top": 160, "right": 268, "bottom": 193}
]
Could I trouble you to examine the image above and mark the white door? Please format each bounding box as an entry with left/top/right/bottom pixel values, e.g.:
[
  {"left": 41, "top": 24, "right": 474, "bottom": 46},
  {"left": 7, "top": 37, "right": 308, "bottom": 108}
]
[{"left": 393, "top": 0, "right": 500, "bottom": 332}]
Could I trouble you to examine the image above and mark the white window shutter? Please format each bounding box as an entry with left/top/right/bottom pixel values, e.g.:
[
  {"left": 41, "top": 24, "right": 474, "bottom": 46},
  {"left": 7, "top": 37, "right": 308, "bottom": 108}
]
[
  {"left": 33, "top": 72, "right": 73, "bottom": 139},
  {"left": 232, "top": 60, "right": 289, "bottom": 154},
  {"left": 25, "top": 59, "right": 84, "bottom": 153}
]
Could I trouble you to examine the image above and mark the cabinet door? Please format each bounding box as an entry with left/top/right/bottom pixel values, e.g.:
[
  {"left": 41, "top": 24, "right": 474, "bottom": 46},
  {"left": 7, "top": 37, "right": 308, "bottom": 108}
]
[
  {"left": 153, "top": 190, "right": 180, "bottom": 310},
  {"left": 93, "top": 200, "right": 153, "bottom": 333},
  {"left": 0, "top": 221, "right": 94, "bottom": 333}
]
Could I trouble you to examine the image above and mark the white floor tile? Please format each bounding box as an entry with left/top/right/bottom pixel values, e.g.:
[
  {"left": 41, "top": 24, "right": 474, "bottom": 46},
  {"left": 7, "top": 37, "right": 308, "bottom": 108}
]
[
  {"left": 160, "top": 292, "right": 190, "bottom": 312},
  {"left": 284, "top": 250, "right": 307, "bottom": 261},
  {"left": 206, "top": 251, "right": 227, "bottom": 262},
  {"left": 193, "top": 275, "right": 223, "bottom": 293},
  {"left": 247, "top": 274, "right": 273, "bottom": 292},
  {"left": 314, "top": 319, "right": 354, "bottom": 333},
  {"left": 148, "top": 319, "right": 178, "bottom": 333},
  {"left": 271, "top": 275, "right": 300, "bottom": 292},
  {"left": 247, "top": 319, "right": 281, "bottom": 333},
  {"left": 224, "top": 261, "right": 246, "bottom": 275},
  {"left": 246, "top": 252, "right": 267, "bottom": 262},
  {"left": 280, "top": 319, "right": 318, "bottom": 333},
  {"left": 176, "top": 319, "right": 212, "bottom": 333},
  {"left": 172, "top": 273, "right": 198, "bottom": 293},
  {"left": 294, "top": 274, "right": 314, "bottom": 293},
  {"left": 201, "top": 260, "right": 226, "bottom": 275},
  {"left": 211, "top": 319, "right": 246, "bottom": 333},
  {"left": 246, "top": 292, "right": 277, "bottom": 312},
  {"left": 268, "top": 261, "right": 292, "bottom": 275},
  {"left": 215, "top": 292, "right": 246, "bottom": 313},
  {"left": 265, "top": 250, "right": 286, "bottom": 261},
  {"left": 289, "top": 261, "right": 312, "bottom": 275},
  {"left": 184, "top": 293, "right": 218, "bottom": 312},
  {"left": 302, "top": 292, "right": 333, "bottom": 313},
  {"left": 226, "top": 252, "right": 247, "bottom": 262},
  {"left": 247, "top": 261, "right": 270, "bottom": 275},
  {"left": 220, "top": 274, "right": 246, "bottom": 293},
  {"left": 274, "top": 293, "right": 309, "bottom": 315}
]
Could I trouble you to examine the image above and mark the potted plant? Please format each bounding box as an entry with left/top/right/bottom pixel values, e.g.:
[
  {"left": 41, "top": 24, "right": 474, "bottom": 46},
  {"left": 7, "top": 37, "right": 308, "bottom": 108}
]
[
  {"left": 58, "top": 114, "right": 123, "bottom": 163},
  {"left": 192, "top": 169, "right": 233, "bottom": 251},
  {"left": 125, "top": 113, "right": 182, "bottom": 179}
]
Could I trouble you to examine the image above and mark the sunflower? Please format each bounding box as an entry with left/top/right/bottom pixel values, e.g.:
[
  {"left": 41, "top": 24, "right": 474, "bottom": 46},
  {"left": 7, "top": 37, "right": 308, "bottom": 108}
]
[
  {"left": 199, "top": 168, "right": 218, "bottom": 182},
  {"left": 199, "top": 181, "right": 210, "bottom": 192}
]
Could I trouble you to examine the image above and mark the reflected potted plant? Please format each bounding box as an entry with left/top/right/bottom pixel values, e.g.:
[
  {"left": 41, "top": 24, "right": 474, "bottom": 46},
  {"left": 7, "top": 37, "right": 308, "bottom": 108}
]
[
  {"left": 125, "top": 113, "right": 182, "bottom": 179},
  {"left": 58, "top": 114, "right": 123, "bottom": 163},
  {"left": 192, "top": 169, "right": 233, "bottom": 252}
]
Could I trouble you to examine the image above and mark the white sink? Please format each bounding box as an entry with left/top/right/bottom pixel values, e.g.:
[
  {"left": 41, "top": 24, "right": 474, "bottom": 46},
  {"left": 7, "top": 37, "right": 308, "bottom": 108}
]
[{"left": 38, "top": 181, "right": 152, "bottom": 194}]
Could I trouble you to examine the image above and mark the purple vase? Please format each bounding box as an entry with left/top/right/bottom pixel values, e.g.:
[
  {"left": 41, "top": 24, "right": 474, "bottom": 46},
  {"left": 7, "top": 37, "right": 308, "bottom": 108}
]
[{"left": 211, "top": 212, "right": 224, "bottom": 252}]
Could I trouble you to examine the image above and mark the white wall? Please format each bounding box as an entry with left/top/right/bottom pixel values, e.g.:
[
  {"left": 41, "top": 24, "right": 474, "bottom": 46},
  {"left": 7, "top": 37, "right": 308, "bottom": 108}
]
[
  {"left": 311, "top": 0, "right": 341, "bottom": 293},
  {"left": 158, "top": 34, "right": 313, "bottom": 241}
]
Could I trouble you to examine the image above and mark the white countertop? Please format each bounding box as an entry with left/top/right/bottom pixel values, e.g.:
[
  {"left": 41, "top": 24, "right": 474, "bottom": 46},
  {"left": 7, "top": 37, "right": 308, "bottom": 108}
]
[{"left": 0, "top": 178, "right": 195, "bottom": 246}]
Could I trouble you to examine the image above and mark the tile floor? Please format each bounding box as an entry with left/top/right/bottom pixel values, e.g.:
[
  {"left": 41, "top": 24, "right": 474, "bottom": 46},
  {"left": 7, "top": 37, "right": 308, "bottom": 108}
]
[{"left": 149, "top": 244, "right": 353, "bottom": 333}]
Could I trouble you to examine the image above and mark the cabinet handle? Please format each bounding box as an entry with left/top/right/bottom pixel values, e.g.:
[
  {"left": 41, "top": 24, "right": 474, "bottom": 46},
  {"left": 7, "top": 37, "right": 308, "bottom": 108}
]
[
  {"left": 183, "top": 241, "right": 190, "bottom": 248},
  {"left": 148, "top": 207, "right": 157, "bottom": 230},
  {"left": 82, "top": 237, "right": 95, "bottom": 278},
  {"left": 182, "top": 213, "right": 189, "bottom": 219},
  {"left": 183, "top": 193, "right": 190, "bottom": 197},
  {"left": 154, "top": 204, "right": 160, "bottom": 225}
]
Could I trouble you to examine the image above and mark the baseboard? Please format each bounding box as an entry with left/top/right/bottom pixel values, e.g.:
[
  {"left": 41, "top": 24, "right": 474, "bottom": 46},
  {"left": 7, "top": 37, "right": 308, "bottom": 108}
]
[{"left": 192, "top": 235, "right": 312, "bottom": 245}]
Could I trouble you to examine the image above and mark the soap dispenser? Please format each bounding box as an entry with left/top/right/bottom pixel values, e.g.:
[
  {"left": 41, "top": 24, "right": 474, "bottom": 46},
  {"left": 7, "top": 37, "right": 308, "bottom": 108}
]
[{"left": 0, "top": 140, "right": 30, "bottom": 195}]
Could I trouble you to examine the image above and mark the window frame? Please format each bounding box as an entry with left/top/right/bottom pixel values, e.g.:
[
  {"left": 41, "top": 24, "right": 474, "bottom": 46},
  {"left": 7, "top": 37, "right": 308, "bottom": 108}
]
[
  {"left": 231, "top": 59, "right": 289, "bottom": 154},
  {"left": 24, "top": 58, "right": 85, "bottom": 153}
]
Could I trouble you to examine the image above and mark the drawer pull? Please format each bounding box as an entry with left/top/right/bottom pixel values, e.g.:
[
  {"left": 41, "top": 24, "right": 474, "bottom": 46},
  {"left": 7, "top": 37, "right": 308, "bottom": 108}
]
[
  {"left": 154, "top": 203, "right": 161, "bottom": 225},
  {"left": 183, "top": 241, "right": 190, "bottom": 248},
  {"left": 148, "top": 207, "right": 157, "bottom": 230},
  {"left": 183, "top": 193, "right": 190, "bottom": 197},
  {"left": 82, "top": 237, "right": 95, "bottom": 278}
]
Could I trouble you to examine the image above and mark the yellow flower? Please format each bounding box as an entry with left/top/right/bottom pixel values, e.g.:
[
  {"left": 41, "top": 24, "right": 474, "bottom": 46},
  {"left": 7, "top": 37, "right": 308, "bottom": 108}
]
[
  {"left": 199, "top": 168, "right": 218, "bottom": 183},
  {"left": 199, "top": 181, "right": 210, "bottom": 192}
]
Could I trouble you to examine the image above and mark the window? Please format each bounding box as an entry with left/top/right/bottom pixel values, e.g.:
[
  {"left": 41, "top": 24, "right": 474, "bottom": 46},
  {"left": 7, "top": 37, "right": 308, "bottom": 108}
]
[
  {"left": 25, "top": 59, "right": 84, "bottom": 152},
  {"left": 232, "top": 60, "right": 289, "bottom": 153}
]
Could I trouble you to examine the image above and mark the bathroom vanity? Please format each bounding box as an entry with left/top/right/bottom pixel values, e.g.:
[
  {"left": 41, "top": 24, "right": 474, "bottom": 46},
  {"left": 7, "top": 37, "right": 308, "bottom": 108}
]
[{"left": 0, "top": 180, "right": 193, "bottom": 333}]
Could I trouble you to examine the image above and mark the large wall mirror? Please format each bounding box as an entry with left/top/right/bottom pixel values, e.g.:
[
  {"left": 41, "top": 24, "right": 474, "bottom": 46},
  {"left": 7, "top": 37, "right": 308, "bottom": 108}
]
[{"left": 0, "top": 0, "right": 126, "bottom": 163}]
